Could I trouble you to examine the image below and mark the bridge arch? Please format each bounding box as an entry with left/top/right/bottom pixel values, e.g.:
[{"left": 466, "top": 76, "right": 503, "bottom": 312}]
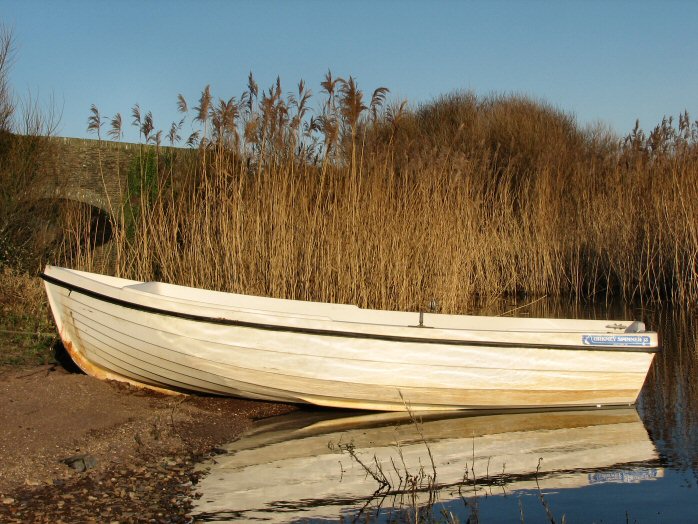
[{"left": 35, "top": 184, "right": 121, "bottom": 219}]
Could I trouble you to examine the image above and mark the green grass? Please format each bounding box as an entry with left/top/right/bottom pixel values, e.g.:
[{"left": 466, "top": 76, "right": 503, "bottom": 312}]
[
  {"left": 0, "top": 328, "right": 55, "bottom": 366},
  {"left": 0, "top": 266, "right": 55, "bottom": 366}
]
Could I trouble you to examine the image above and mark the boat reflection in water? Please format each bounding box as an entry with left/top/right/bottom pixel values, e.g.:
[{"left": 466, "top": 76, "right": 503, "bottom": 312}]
[{"left": 193, "top": 409, "right": 660, "bottom": 523}]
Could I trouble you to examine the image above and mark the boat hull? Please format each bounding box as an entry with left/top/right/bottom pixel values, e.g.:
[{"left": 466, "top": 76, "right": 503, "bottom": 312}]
[{"left": 41, "top": 266, "right": 658, "bottom": 411}]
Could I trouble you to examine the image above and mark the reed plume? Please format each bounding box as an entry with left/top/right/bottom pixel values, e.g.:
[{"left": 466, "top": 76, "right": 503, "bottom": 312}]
[
  {"left": 108, "top": 113, "right": 122, "bottom": 141},
  {"left": 86, "top": 104, "right": 102, "bottom": 140}
]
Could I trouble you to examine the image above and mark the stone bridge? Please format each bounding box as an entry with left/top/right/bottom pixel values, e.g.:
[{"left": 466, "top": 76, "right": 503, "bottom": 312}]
[
  {"left": 22, "top": 136, "right": 159, "bottom": 269},
  {"left": 36, "top": 137, "right": 141, "bottom": 217},
  {"left": 2, "top": 135, "right": 179, "bottom": 269}
]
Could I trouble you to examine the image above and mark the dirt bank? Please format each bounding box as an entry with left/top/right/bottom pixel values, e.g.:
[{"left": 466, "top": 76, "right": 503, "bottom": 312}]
[{"left": 0, "top": 364, "right": 296, "bottom": 522}]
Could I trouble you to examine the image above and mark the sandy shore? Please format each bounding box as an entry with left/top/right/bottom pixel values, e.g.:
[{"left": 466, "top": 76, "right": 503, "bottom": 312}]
[{"left": 0, "top": 364, "right": 296, "bottom": 522}]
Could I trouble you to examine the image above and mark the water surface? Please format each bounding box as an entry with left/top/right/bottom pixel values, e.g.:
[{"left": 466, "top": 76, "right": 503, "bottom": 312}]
[{"left": 193, "top": 306, "right": 698, "bottom": 523}]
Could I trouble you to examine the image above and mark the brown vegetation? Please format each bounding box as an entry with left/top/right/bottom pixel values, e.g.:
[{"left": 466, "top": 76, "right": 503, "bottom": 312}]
[{"left": 63, "top": 75, "right": 698, "bottom": 312}]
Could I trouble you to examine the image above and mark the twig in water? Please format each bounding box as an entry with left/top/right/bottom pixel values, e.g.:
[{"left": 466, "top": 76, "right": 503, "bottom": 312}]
[
  {"left": 499, "top": 462, "right": 508, "bottom": 496},
  {"left": 498, "top": 294, "right": 548, "bottom": 317},
  {"left": 535, "top": 457, "right": 557, "bottom": 524},
  {"left": 338, "top": 442, "right": 390, "bottom": 490}
]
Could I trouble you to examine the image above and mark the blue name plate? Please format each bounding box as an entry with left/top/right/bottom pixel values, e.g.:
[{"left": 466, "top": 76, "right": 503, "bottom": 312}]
[
  {"left": 588, "top": 469, "right": 659, "bottom": 484},
  {"left": 582, "top": 335, "right": 652, "bottom": 347}
]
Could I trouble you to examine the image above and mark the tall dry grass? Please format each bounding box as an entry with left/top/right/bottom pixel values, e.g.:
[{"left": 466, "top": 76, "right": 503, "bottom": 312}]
[{"left": 66, "top": 76, "right": 698, "bottom": 313}]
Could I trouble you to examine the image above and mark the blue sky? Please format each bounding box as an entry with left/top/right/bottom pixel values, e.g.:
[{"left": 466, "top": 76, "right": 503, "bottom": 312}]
[{"left": 1, "top": 0, "right": 696, "bottom": 142}]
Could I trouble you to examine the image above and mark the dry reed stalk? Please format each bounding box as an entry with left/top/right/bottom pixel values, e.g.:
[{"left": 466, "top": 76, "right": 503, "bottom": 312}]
[{"left": 53, "top": 82, "right": 698, "bottom": 312}]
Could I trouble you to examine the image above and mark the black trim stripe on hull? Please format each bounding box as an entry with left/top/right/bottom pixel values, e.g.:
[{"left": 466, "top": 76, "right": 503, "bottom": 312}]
[{"left": 40, "top": 272, "right": 659, "bottom": 354}]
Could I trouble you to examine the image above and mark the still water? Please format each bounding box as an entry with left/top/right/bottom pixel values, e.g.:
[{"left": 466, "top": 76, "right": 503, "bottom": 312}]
[{"left": 192, "top": 306, "right": 698, "bottom": 523}]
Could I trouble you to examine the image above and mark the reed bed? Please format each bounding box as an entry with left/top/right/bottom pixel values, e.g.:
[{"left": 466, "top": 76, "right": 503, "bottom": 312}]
[{"left": 56, "top": 76, "right": 698, "bottom": 312}]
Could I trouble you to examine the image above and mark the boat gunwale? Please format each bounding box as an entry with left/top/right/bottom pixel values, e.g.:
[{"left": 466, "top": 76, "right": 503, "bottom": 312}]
[{"left": 40, "top": 271, "right": 659, "bottom": 354}]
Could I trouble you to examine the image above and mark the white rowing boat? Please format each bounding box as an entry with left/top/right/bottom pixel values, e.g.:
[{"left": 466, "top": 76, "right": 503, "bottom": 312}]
[{"left": 40, "top": 265, "right": 659, "bottom": 411}]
